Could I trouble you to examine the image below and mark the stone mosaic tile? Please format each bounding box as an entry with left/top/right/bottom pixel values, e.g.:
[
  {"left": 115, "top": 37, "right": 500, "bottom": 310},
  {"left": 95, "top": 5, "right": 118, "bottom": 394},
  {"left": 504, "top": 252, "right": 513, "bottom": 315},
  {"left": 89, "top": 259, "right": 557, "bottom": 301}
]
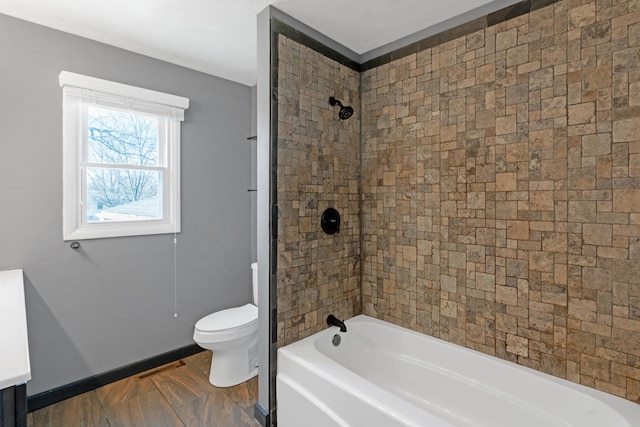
[
  {"left": 358, "top": 0, "right": 640, "bottom": 402},
  {"left": 275, "top": 0, "right": 640, "bottom": 405},
  {"left": 276, "top": 35, "right": 361, "bottom": 347}
]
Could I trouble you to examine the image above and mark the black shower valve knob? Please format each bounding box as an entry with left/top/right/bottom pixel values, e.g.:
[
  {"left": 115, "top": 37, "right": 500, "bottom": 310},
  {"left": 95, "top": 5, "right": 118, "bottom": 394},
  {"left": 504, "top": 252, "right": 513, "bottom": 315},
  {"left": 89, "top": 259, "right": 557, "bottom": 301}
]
[{"left": 321, "top": 208, "right": 341, "bottom": 234}]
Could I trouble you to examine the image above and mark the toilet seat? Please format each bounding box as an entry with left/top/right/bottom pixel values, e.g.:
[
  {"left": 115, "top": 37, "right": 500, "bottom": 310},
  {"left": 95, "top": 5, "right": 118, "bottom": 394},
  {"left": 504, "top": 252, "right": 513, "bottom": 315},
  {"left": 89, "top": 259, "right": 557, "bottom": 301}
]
[{"left": 194, "top": 303, "right": 258, "bottom": 343}]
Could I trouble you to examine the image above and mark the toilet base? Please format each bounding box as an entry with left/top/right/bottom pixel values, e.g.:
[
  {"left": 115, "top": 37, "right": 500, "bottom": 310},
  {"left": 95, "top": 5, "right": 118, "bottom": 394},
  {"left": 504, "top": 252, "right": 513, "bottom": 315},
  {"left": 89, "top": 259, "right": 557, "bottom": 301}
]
[{"left": 209, "top": 342, "right": 258, "bottom": 387}]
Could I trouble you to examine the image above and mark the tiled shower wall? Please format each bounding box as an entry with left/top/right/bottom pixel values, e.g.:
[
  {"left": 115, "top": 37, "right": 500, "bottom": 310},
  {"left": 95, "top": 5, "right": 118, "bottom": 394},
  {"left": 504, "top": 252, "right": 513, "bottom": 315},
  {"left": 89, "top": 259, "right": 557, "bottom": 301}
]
[
  {"left": 274, "top": 0, "right": 640, "bottom": 402},
  {"left": 276, "top": 36, "right": 361, "bottom": 347},
  {"left": 361, "top": 0, "right": 640, "bottom": 401}
]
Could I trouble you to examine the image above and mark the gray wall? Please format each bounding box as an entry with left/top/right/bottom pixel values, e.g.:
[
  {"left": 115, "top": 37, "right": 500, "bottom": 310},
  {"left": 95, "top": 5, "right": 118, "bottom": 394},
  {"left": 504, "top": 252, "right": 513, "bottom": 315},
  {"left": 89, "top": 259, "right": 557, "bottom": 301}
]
[{"left": 0, "top": 14, "right": 253, "bottom": 396}]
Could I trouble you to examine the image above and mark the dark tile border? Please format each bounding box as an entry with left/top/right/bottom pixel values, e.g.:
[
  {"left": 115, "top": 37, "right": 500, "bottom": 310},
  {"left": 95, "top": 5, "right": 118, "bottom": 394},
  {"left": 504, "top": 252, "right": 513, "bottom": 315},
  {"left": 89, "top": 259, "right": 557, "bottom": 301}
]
[
  {"left": 273, "top": 1, "right": 562, "bottom": 73},
  {"left": 531, "top": 0, "right": 559, "bottom": 11},
  {"left": 272, "top": 19, "right": 360, "bottom": 72},
  {"left": 27, "top": 344, "right": 204, "bottom": 412},
  {"left": 268, "top": 18, "right": 280, "bottom": 427},
  {"left": 487, "top": 0, "right": 531, "bottom": 26},
  {"left": 360, "top": 0, "right": 562, "bottom": 71}
]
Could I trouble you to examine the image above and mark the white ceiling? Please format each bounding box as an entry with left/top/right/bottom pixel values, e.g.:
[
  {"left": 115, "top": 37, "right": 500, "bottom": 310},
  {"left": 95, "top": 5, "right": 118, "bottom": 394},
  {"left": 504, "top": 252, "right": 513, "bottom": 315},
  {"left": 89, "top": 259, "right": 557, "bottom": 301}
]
[{"left": 0, "top": 0, "right": 515, "bottom": 87}]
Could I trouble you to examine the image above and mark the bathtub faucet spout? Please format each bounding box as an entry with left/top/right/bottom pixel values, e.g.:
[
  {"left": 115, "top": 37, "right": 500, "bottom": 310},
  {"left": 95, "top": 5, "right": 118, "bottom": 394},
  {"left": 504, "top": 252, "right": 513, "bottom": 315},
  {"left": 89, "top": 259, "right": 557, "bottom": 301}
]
[{"left": 327, "top": 314, "right": 347, "bottom": 332}]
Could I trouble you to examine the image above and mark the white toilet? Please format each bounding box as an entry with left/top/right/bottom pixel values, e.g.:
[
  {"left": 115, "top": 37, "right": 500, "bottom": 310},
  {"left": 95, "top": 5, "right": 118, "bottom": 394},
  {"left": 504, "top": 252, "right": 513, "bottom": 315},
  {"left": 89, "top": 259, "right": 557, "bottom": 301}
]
[{"left": 193, "top": 262, "right": 259, "bottom": 387}]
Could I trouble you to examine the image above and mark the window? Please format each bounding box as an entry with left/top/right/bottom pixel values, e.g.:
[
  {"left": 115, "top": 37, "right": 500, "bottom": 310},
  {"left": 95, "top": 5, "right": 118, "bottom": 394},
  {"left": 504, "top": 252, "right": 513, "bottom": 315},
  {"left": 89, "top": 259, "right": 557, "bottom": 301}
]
[{"left": 59, "top": 71, "right": 189, "bottom": 240}]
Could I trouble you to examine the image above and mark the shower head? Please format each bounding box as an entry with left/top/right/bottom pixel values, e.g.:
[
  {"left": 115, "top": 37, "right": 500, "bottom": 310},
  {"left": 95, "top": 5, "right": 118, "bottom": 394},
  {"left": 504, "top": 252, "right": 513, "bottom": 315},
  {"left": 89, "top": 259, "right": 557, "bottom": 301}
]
[{"left": 329, "top": 96, "right": 354, "bottom": 120}]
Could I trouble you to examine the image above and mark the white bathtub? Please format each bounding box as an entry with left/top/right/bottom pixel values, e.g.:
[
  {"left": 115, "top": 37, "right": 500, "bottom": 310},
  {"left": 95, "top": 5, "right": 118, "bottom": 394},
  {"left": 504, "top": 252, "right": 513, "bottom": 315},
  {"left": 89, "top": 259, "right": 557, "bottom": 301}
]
[{"left": 277, "top": 315, "right": 640, "bottom": 427}]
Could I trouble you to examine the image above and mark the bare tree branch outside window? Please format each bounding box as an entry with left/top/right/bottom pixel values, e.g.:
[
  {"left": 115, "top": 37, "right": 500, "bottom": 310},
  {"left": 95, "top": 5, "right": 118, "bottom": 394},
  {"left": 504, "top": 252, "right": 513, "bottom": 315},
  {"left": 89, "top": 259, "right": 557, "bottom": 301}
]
[{"left": 86, "top": 106, "right": 161, "bottom": 219}]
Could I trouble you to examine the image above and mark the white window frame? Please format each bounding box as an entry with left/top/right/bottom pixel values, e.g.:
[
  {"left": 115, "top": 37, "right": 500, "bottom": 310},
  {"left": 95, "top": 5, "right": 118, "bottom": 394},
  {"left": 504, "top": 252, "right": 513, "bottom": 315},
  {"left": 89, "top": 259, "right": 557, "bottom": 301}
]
[{"left": 59, "top": 71, "right": 189, "bottom": 240}]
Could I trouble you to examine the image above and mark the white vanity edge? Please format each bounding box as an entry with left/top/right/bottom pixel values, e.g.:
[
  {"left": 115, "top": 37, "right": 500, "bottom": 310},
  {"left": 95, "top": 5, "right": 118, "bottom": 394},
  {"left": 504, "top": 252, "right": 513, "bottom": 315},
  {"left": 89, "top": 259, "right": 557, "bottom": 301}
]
[{"left": 0, "top": 269, "right": 31, "bottom": 390}]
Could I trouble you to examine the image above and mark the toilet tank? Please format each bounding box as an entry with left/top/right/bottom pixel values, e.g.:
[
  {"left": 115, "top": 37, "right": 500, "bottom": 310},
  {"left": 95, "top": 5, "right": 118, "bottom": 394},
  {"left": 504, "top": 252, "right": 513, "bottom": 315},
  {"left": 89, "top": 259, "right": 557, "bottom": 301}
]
[{"left": 251, "top": 262, "right": 258, "bottom": 306}]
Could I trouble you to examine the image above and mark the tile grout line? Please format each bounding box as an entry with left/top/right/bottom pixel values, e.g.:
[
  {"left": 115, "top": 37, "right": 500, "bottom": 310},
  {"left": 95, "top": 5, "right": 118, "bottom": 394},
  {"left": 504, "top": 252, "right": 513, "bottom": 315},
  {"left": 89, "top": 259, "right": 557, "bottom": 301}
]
[
  {"left": 148, "top": 370, "right": 188, "bottom": 427},
  {"left": 92, "top": 390, "right": 112, "bottom": 427},
  {"left": 31, "top": 352, "right": 259, "bottom": 427}
]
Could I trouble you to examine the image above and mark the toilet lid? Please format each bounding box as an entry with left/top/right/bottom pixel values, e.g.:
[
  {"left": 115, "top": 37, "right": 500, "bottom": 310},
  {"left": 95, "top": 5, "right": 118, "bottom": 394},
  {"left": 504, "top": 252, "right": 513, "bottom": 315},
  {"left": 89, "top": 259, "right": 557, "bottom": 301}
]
[{"left": 195, "top": 303, "right": 257, "bottom": 332}]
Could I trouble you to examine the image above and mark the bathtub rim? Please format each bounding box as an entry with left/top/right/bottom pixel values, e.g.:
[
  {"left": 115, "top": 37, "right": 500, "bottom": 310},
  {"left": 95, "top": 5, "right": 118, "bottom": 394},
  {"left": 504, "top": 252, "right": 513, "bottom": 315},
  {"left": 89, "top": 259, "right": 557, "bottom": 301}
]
[
  {"left": 277, "top": 314, "right": 640, "bottom": 426},
  {"left": 277, "top": 327, "right": 455, "bottom": 427}
]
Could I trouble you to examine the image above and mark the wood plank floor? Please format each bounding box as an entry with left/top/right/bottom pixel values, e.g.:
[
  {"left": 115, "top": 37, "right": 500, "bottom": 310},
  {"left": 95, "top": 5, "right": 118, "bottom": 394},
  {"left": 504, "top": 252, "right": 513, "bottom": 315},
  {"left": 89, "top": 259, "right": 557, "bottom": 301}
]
[{"left": 28, "top": 351, "right": 260, "bottom": 427}]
